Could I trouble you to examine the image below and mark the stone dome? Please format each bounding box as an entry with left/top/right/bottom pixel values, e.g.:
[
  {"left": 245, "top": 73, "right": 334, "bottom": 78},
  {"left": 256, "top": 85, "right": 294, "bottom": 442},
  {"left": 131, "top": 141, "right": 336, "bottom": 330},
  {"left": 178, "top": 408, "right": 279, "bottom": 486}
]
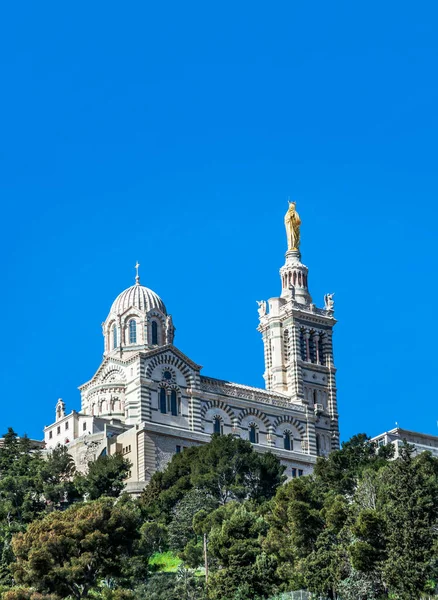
[{"left": 110, "top": 282, "right": 167, "bottom": 316}]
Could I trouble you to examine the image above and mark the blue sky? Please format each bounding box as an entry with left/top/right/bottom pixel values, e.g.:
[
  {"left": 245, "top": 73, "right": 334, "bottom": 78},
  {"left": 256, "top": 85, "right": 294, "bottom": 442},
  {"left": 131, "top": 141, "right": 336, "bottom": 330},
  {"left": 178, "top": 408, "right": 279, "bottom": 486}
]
[{"left": 1, "top": 1, "right": 437, "bottom": 441}]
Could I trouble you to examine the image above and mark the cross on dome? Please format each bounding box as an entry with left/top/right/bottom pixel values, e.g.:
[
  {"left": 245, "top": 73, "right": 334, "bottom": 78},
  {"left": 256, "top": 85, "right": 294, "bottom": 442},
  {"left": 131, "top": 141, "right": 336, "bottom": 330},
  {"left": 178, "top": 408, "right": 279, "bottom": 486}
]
[{"left": 135, "top": 261, "right": 140, "bottom": 284}]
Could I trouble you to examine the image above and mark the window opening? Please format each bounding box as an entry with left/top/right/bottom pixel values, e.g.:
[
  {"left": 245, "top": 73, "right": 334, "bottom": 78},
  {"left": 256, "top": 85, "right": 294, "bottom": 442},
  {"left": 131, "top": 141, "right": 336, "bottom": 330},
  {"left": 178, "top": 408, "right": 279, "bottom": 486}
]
[
  {"left": 152, "top": 321, "right": 158, "bottom": 345},
  {"left": 213, "top": 417, "right": 223, "bottom": 435},
  {"left": 129, "top": 320, "right": 137, "bottom": 344},
  {"left": 170, "top": 390, "right": 178, "bottom": 416},
  {"left": 249, "top": 424, "right": 259, "bottom": 444},
  {"left": 159, "top": 388, "right": 167, "bottom": 414}
]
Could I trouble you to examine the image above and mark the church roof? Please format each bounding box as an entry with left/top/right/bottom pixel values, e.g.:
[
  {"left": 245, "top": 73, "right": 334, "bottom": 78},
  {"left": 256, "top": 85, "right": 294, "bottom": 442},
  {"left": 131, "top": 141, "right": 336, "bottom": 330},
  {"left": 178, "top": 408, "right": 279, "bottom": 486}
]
[{"left": 110, "top": 282, "right": 166, "bottom": 316}]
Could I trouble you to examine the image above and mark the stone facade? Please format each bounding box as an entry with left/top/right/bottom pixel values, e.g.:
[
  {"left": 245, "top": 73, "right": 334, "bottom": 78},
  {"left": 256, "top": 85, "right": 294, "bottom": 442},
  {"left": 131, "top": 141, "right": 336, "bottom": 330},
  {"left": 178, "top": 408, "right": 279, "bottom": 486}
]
[{"left": 43, "top": 206, "right": 340, "bottom": 492}]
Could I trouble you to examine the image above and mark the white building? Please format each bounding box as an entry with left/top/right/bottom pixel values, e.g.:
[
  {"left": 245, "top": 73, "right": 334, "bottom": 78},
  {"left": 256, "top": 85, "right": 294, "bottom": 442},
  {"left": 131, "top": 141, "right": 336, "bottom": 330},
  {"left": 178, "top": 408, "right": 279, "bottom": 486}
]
[
  {"left": 371, "top": 427, "right": 438, "bottom": 459},
  {"left": 43, "top": 203, "right": 339, "bottom": 493}
]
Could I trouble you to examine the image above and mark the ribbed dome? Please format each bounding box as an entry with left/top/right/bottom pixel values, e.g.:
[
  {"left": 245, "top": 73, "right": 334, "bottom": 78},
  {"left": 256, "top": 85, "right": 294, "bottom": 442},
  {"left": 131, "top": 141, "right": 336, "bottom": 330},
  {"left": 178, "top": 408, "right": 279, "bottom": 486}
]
[{"left": 110, "top": 283, "right": 166, "bottom": 316}]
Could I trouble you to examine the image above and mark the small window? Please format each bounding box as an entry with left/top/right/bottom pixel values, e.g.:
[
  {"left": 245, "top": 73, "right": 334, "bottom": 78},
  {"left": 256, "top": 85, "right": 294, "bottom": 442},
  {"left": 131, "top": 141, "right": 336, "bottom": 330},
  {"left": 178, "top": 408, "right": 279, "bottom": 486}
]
[
  {"left": 83, "top": 422, "right": 87, "bottom": 431},
  {"left": 170, "top": 390, "right": 178, "bottom": 416},
  {"left": 159, "top": 388, "right": 167, "bottom": 414},
  {"left": 298, "top": 469, "right": 304, "bottom": 477},
  {"left": 113, "top": 325, "right": 118, "bottom": 349},
  {"left": 292, "top": 468, "right": 297, "bottom": 478},
  {"left": 213, "top": 417, "right": 223, "bottom": 435},
  {"left": 152, "top": 321, "right": 158, "bottom": 345},
  {"left": 129, "top": 319, "right": 137, "bottom": 344},
  {"left": 249, "top": 424, "right": 259, "bottom": 444},
  {"left": 57, "top": 426, "right": 61, "bottom": 435},
  {"left": 49, "top": 431, "right": 53, "bottom": 439},
  {"left": 163, "top": 370, "right": 172, "bottom": 380},
  {"left": 65, "top": 422, "right": 69, "bottom": 430},
  {"left": 284, "top": 431, "right": 291, "bottom": 451},
  {"left": 176, "top": 445, "right": 181, "bottom": 453}
]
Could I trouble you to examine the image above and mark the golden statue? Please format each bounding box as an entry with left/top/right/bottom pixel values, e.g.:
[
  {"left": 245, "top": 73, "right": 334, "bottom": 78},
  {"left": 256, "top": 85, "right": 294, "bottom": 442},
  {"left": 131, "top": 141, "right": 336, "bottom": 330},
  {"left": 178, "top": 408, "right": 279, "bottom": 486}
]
[{"left": 284, "top": 201, "right": 301, "bottom": 250}]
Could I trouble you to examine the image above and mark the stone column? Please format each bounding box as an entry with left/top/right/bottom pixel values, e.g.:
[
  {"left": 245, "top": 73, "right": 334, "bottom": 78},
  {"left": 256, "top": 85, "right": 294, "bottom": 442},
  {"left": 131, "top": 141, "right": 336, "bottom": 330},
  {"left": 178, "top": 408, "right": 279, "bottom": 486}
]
[
  {"left": 188, "top": 390, "right": 202, "bottom": 432},
  {"left": 304, "top": 330, "right": 311, "bottom": 362},
  {"left": 305, "top": 408, "right": 318, "bottom": 456},
  {"left": 314, "top": 333, "right": 320, "bottom": 365},
  {"left": 324, "top": 332, "right": 339, "bottom": 450},
  {"left": 287, "top": 324, "right": 304, "bottom": 402}
]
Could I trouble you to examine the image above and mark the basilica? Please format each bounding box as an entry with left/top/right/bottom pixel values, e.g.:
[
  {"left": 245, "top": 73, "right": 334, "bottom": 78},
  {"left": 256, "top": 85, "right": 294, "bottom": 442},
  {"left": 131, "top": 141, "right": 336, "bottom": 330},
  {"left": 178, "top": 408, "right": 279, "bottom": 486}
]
[{"left": 43, "top": 203, "right": 339, "bottom": 494}]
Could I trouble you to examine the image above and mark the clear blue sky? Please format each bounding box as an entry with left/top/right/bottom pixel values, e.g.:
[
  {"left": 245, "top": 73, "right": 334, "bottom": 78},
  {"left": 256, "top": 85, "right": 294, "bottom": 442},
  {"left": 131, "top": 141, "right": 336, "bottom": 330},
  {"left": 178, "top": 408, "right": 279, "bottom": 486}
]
[{"left": 1, "top": 1, "right": 437, "bottom": 442}]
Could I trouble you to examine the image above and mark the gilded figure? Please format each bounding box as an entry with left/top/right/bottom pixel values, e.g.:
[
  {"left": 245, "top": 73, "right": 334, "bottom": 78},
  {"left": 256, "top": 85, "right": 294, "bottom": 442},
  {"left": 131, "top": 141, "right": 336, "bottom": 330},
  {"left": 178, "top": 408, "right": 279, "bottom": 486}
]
[{"left": 284, "top": 201, "right": 301, "bottom": 250}]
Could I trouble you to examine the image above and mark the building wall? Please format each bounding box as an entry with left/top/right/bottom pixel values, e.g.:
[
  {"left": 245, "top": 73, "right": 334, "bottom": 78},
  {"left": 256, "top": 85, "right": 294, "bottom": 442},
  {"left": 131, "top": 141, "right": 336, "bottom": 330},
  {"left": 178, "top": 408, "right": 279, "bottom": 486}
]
[{"left": 372, "top": 428, "right": 438, "bottom": 459}]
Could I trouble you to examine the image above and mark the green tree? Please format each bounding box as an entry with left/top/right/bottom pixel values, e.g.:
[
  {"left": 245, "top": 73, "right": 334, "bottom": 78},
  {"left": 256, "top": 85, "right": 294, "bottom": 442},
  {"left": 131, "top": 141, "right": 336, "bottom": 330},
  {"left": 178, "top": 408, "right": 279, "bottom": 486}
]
[
  {"left": 134, "top": 570, "right": 205, "bottom": 600},
  {"left": 75, "top": 453, "right": 131, "bottom": 500},
  {"left": 379, "top": 447, "right": 438, "bottom": 599},
  {"left": 0, "top": 429, "right": 48, "bottom": 587},
  {"left": 38, "top": 445, "right": 79, "bottom": 508},
  {"left": 1, "top": 589, "right": 60, "bottom": 599},
  {"left": 11, "top": 498, "right": 142, "bottom": 599},
  {"left": 196, "top": 502, "right": 277, "bottom": 600},
  {"left": 167, "top": 489, "right": 218, "bottom": 552},
  {"left": 0, "top": 430, "right": 46, "bottom": 525},
  {"left": 264, "top": 434, "right": 393, "bottom": 596},
  {"left": 313, "top": 433, "right": 394, "bottom": 496},
  {"left": 140, "top": 435, "right": 285, "bottom": 523}
]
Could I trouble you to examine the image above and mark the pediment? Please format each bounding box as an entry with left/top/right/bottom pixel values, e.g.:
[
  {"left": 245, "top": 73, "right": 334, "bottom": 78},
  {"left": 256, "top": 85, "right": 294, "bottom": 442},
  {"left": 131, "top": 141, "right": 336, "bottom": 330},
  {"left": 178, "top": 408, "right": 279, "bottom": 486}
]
[
  {"left": 142, "top": 344, "right": 202, "bottom": 386},
  {"left": 79, "top": 355, "right": 134, "bottom": 391}
]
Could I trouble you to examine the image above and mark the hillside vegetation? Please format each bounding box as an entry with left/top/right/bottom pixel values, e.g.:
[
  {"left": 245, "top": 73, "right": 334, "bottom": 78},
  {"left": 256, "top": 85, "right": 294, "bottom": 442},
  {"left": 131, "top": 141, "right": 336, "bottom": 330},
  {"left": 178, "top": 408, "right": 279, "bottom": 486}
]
[{"left": 0, "top": 430, "right": 437, "bottom": 599}]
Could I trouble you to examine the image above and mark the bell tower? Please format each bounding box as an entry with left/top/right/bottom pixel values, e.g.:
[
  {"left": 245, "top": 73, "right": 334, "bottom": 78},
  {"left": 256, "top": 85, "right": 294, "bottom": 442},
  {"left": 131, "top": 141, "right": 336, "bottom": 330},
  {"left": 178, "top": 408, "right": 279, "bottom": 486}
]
[{"left": 257, "top": 202, "right": 339, "bottom": 451}]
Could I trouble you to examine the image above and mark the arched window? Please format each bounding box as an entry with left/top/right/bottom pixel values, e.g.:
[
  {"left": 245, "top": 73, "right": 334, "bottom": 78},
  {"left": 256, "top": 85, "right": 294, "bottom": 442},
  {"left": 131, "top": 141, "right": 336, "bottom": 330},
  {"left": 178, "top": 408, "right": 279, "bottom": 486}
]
[
  {"left": 159, "top": 388, "right": 167, "bottom": 414},
  {"left": 113, "top": 325, "right": 118, "bottom": 349},
  {"left": 152, "top": 321, "right": 158, "bottom": 345},
  {"left": 249, "top": 424, "right": 259, "bottom": 444},
  {"left": 129, "top": 320, "right": 137, "bottom": 344},
  {"left": 284, "top": 431, "right": 292, "bottom": 451},
  {"left": 170, "top": 390, "right": 178, "bottom": 416},
  {"left": 213, "top": 416, "right": 223, "bottom": 435}
]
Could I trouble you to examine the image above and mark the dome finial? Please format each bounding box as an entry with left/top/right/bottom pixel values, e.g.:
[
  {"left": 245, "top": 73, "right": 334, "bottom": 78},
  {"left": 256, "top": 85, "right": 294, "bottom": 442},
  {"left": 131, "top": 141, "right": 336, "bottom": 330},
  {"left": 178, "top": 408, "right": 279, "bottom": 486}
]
[{"left": 135, "top": 261, "right": 140, "bottom": 284}]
